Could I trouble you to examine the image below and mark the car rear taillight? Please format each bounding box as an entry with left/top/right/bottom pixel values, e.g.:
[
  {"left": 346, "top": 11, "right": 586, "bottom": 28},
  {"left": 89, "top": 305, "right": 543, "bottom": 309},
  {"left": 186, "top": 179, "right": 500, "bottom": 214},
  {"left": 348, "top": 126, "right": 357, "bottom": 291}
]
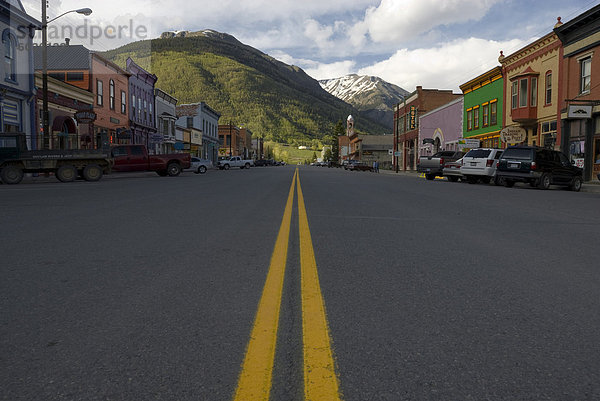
[
  {"left": 486, "top": 159, "right": 494, "bottom": 167},
  {"left": 440, "top": 157, "right": 445, "bottom": 166},
  {"left": 531, "top": 161, "right": 537, "bottom": 170}
]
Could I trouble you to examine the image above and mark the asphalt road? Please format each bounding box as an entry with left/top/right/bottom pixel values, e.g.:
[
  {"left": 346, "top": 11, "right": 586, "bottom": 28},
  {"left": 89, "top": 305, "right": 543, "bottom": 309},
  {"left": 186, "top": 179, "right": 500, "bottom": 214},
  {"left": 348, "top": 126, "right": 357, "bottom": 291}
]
[{"left": 2, "top": 166, "right": 600, "bottom": 400}]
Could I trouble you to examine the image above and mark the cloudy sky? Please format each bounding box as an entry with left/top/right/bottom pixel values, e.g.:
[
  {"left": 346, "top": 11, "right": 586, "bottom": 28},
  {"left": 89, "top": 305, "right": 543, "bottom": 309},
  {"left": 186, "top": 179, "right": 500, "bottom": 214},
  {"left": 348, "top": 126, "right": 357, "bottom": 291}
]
[{"left": 22, "top": 0, "right": 600, "bottom": 92}]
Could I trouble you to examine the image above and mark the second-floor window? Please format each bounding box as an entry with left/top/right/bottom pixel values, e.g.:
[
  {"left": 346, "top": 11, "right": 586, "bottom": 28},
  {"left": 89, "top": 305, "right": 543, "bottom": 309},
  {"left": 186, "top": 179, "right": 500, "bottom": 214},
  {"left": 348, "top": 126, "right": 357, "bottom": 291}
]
[
  {"left": 109, "top": 80, "right": 115, "bottom": 110},
  {"left": 121, "top": 91, "right": 126, "bottom": 114},
  {"left": 545, "top": 72, "right": 552, "bottom": 105},
  {"left": 467, "top": 109, "right": 473, "bottom": 131},
  {"left": 482, "top": 103, "right": 489, "bottom": 127},
  {"left": 138, "top": 98, "right": 142, "bottom": 119},
  {"left": 531, "top": 77, "right": 538, "bottom": 107},
  {"left": 132, "top": 94, "right": 136, "bottom": 117},
  {"left": 143, "top": 99, "right": 147, "bottom": 121},
  {"left": 3, "top": 30, "right": 16, "bottom": 82},
  {"left": 519, "top": 78, "right": 528, "bottom": 108},
  {"left": 473, "top": 106, "right": 480, "bottom": 129},
  {"left": 96, "top": 80, "right": 103, "bottom": 106},
  {"left": 490, "top": 101, "right": 497, "bottom": 126},
  {"left": 581, "top": 57, "right": 591, "bottom": 94},
  {"left": 511, "top": 81, "right": 518, "bottom": 109}
]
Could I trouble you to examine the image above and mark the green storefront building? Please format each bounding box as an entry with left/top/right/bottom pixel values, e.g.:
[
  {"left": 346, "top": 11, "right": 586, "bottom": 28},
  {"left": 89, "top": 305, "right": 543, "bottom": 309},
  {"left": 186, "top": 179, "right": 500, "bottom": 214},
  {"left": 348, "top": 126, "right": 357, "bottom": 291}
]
[{"left": 459, "top": 66, "right": 504, "bottom": 148}]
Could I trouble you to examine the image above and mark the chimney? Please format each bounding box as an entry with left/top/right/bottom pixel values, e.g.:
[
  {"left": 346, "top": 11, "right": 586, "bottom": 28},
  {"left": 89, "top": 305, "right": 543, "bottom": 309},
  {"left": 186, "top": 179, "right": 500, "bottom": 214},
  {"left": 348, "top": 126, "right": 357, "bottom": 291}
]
[{"left": 65, "top": 38, "right": 70, "bottom": 46}]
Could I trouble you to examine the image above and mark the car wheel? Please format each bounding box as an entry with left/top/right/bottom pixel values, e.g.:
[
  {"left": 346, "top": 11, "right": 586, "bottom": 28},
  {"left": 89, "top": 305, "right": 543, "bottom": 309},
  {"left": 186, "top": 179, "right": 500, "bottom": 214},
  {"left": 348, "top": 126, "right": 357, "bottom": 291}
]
[
  {"left": 245, "top": 163, "right": 250, "bottom": 169},
  {"left": 425, "top": 174, "right": 435, "bottom": 180},
  {"left": 494, "top": 175, "right": 503, "bottom": 186},
  {"left": 82, "top": 164, "right": 103, "bottom": 181},
  {"left": 56, "top": 165, "right": 77, "bottom": 182},
  {"left": 167, "top": 162, "right": 182, "bottom": 176},
  {"left": 538, "top": 173, "right": 551, "bottom": 190},
  {"left": 223, "top": 164, "right": 230, "bottom": 170},
  {"left": 504, "top": 179, "right": 514, "bottom": 188},
  {"left": 0, "top": 165, "right": 24, "bottom": 184},
  {"left": 198, "top": 165, "right": 207, "bottom": 174},
  {"left": 570, "top": 176, "right": 582, "bottom": 192}
]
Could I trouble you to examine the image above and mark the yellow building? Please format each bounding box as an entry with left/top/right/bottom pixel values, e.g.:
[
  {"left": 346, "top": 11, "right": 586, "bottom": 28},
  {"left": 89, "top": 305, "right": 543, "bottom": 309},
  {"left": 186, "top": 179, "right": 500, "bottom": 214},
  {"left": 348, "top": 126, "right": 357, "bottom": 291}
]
[{"left": 499, "top": 20, "right": 563, "bottom": 149}]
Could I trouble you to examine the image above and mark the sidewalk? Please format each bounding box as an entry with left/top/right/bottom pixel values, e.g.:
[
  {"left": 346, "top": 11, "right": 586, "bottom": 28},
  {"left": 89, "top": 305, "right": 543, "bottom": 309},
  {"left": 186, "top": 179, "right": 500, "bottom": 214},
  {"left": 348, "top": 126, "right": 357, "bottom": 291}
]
[{"left": 377, "top": 168, "right": 600, "bottom": 193}]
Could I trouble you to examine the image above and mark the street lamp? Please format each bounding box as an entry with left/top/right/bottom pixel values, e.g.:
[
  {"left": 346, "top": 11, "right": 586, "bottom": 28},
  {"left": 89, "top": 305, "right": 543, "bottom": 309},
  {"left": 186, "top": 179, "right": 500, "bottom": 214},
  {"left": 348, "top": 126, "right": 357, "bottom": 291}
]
[{"left": 41, "top": 4, "right": 92, "bottom": 149}]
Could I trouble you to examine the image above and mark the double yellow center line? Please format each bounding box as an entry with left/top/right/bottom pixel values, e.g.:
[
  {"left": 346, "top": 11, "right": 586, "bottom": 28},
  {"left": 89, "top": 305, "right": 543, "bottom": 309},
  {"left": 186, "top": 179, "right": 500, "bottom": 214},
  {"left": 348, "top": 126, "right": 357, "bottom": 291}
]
[{"left": 233, "top": 169, "right": 342, "bottom": 401}]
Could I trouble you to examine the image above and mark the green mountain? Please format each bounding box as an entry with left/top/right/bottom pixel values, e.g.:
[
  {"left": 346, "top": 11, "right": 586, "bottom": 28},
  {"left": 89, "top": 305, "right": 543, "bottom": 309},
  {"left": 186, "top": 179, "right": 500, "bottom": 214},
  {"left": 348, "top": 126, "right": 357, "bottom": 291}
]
[{"left": 102, "top": 30, "right": 389, "bottom": 142}]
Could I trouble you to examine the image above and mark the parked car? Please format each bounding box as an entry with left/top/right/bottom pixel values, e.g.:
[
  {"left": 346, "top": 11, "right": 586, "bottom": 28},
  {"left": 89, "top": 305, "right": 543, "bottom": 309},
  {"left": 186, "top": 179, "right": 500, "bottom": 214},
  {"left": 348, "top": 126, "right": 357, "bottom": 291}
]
[
  {"left": 254, "top": 159, "right": 268, "bottom": 166},
  {"left": 417, "top": 151, "right": 464, "bottom": 180},
  {"left": 343, "top": 160, "right": 358, "bottom": 170},
  {"left": 347, "top": 161, "right": 373, "bottom": 171},
  {"left": 442, "top": 158, "right": 464, "bottom": 182},
  {"left": 111, "top": 144, "right": 191, "bottom": 176},
  {"left": 217, "top": 156, "right": 254, "bottom": 170},
  {"left": 460, "top": 148, "right": 503, "bottom": 184},
  {"left": 496, "top": 146, "right": 583, "bottom": 191},
  {"left": 186, "top": 157, "right": 212, "bottom": 174}
]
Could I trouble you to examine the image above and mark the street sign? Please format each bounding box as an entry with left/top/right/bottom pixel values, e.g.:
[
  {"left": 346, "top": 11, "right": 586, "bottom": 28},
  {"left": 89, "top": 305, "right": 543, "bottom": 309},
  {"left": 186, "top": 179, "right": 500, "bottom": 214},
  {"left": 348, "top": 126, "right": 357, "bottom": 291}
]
[{"left": 458, "top": 138, "right": 480, "bottom": 149}]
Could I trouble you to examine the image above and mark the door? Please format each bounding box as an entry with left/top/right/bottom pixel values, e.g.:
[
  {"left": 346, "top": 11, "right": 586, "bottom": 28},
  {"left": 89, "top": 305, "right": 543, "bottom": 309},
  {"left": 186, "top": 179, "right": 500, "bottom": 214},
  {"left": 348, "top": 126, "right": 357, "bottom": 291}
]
[
  {"left": 128, "top": 145, "right": 148, "bottom": 171},
  {"left": 111, "top": 146, "right": 132, "bottom": 171}
]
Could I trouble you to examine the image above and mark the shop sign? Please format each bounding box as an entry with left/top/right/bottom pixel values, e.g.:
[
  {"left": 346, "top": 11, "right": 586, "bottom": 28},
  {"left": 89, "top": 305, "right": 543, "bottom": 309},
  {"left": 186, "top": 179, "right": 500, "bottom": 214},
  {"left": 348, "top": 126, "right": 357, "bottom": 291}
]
[
  {"left": 500, "top": 126, "right": 526, "bottom": 144},
  {"left": 173, "top": 142, "right": 185, "bottom": 150},
  {"left": 117, "top": 129, "right": 131, "bottom": 140},
  {"left": 458, "top": 138, "right": 480, "bottom": 149},
  {"left": 74, "top": 111, "right": 96, "bottom": 123},
  {"left": 409, "top": 106, "right": 417, "bottom": 130},
  {"left": 568, "top": 105, "right": 592, "bottom": 119},
  {"left": 422, "top": 138, "right": 434, "bottom": 145},
  {"left": 150, "top": 133, "right": 164, "bottom": 143},
  {"left": 574, "top": 158, "right": 585, "bottom": 168}
]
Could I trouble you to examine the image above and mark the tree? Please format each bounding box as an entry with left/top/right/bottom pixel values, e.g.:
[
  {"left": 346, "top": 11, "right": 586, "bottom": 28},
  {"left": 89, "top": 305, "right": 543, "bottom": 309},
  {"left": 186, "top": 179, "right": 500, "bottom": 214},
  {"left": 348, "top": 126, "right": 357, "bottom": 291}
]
[
  {"left": 333, "top": 119, "right": 345, "bottom": 136},
  {"left": 311, "top": 152, "right": 318, "bottom": 162},
  {"left": 323, "top": 147, "right": 332, "bottom": 162}
]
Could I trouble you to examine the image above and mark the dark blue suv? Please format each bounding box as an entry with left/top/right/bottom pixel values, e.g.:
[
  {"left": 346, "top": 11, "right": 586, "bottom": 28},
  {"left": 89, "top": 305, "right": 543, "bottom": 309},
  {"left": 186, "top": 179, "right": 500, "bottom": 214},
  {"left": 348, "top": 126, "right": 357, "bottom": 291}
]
[{"left": 496, "top": 146, "right": 583, "bottom": 191}]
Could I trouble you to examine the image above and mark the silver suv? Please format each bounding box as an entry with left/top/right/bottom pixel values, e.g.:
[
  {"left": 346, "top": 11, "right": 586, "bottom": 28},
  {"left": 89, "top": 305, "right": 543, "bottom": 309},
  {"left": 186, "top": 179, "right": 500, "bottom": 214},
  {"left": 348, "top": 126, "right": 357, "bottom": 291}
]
[{"left": 460, "top": 148, "right": 503, "bottom": 184}]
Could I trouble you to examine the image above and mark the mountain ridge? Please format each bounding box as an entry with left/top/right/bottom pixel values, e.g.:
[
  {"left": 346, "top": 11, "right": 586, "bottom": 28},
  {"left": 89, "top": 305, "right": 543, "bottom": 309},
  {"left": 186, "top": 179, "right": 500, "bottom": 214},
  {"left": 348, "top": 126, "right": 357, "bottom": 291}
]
[
  {"left": 102, "top": 31, "right": 389, "bottom": 141},
  {"left": 319, "top": 74, "right": 409, "bottom": 128}
]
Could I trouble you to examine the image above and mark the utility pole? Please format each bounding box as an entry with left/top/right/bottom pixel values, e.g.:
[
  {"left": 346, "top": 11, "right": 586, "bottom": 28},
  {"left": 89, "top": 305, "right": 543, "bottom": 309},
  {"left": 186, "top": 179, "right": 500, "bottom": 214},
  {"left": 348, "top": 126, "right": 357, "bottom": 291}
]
[{"left": 41, "top": 0, "right": 48, "bottom": 149}]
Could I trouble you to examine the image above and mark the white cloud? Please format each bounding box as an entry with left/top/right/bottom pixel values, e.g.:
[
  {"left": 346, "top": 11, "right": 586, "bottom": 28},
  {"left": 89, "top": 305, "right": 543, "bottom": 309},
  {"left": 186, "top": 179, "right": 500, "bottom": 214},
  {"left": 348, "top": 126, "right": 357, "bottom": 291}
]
[
  {"left": 360, "top": 0, "right": 501, "bottom": 44},
  {"left": 358, "top": 37, "right": 526, "bottom": 91},
  {"left": 269, "top": 51, "right": 355, "bottom": 80},
  {"left": 304, "top": 60, "right": 357, "bottom": 80}
]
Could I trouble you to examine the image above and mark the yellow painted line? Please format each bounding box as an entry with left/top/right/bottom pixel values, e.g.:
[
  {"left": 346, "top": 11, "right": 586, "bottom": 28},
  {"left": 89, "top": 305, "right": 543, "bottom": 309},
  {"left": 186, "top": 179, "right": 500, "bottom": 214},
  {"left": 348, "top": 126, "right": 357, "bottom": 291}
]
[
  {"left": 233, "top": 169, "right": 297, "bottom": 401},
  {"left": 296, "top": 171, "right": 342, "bottom": 401}
]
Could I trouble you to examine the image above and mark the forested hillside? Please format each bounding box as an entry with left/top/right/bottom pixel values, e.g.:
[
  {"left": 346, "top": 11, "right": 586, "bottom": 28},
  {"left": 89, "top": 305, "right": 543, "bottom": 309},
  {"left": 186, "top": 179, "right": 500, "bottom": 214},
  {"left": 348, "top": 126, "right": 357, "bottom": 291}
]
[{"left": 103, "top": 31, "right": 389, "bottom": 141}]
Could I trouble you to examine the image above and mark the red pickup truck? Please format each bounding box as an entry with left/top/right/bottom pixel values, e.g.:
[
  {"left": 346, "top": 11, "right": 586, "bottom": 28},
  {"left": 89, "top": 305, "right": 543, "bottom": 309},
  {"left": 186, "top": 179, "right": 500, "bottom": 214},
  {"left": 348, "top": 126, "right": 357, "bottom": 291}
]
[{"left": 110, "top": 145, "right": 191, "bottom": 176}]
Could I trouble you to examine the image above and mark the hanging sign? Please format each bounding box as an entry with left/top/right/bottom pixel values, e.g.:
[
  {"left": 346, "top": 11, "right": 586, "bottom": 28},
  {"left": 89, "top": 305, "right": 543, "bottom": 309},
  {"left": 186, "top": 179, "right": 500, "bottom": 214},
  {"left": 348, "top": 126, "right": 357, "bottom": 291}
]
[
  {"left": 567, "top": 105, "right": 592, "bottom": 119},
  {"left": 500, "top": 126, "right": 526, "bottom": 144}
]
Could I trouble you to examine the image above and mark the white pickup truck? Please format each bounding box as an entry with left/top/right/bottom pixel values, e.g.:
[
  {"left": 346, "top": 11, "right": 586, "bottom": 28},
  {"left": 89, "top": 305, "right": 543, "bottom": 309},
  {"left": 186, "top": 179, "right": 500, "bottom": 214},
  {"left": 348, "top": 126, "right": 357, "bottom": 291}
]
[{"left": 217, "top": 156, "right": 255, "bottom": 170}]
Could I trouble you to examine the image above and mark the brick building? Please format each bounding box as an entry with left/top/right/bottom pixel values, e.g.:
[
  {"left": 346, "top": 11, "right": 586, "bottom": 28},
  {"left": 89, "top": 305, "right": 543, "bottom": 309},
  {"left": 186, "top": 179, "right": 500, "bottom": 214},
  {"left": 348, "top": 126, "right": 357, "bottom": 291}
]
[
  {"left": 555, "top": 5, "right": 600, "bottom": 181},
  {"left": 394, "top": 86, "right": 461, "bottom": 171}
]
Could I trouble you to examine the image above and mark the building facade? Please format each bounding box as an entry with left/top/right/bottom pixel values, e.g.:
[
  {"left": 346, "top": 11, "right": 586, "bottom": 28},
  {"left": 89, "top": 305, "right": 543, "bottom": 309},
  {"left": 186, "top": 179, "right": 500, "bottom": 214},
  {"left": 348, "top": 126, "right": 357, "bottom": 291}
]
[
  {"left": 418, "top": 97, "right": 464, "bottom": 157},
  {"left": 555, "top": 5, "right": 600, "bottom": 181},
  {"left": 176, "top": 102, "right": 220, "bottom": 164},
  {"left": 499, "top": 24, "right": 563, "bottom": 150},
  {"left": 155, "top": 88, "right": 177, "bottom": 154},
  {"left": 394, "top": 86, "right": 461, "bottom": 171},
  {"left": 34, "top": 72, "right": 94, "bottom": 150},
  {"left": 459, "top": 66, "right": 504, "bottom": 149},
  {"left": 1, "top": 0, "right": 40, "bottom": 148},
  {"left": 126, "top": 58, "right": 158, "bottom": 152},
  {"left": 218, "top": 123, "right": 242, "bottom": 157}
]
